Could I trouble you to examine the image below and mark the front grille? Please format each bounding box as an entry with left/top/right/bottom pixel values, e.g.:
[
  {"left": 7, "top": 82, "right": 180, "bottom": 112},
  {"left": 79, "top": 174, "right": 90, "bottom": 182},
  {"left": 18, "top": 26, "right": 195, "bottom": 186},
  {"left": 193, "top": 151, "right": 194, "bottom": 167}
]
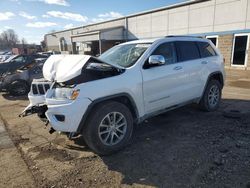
[
  {"left": 38, "top": 84, "right": 45, "bottom": 94},
  {"left": 32, "top": 84, "right": 38, "bottom": 94},
  {"left": 44, "top": 84, "right": 50, "bottom": 91},
  {"left": 31, "top": 79, "right": 51, "bottom": 95}
]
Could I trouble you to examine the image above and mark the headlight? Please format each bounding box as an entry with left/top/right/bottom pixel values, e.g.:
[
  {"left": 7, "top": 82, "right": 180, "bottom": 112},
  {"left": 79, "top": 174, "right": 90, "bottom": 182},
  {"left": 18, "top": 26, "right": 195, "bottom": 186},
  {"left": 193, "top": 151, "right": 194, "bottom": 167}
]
[{"left": 52, "top": 88, "right": 80, "bottom": 100}]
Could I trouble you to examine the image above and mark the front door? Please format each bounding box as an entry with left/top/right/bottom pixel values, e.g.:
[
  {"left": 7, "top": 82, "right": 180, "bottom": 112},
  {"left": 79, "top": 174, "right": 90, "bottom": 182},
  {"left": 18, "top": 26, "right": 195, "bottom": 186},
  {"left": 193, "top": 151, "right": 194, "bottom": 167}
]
[
  {"left": 232, "top": 34, "right": 249, "bottom": 67},
  {"left": 142, "top": 42, "right": 188, "bottom": 114}
]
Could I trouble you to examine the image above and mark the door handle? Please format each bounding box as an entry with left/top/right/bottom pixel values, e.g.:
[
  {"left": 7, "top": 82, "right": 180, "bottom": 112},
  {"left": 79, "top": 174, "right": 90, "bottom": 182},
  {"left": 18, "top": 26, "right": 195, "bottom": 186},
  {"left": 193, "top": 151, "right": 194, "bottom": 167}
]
[
  {"left": 173, "top": 66, "right": 182, "bottom": 70},
  {"left": 201, "top": 61, "right": 208, "bottom": 65}
]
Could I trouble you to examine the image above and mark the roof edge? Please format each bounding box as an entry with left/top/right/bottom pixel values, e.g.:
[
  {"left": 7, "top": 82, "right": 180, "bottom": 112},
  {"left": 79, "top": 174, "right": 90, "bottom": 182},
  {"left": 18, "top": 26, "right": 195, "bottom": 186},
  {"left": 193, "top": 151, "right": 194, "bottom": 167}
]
[{"left": 45, "top": 0, "right": 210, "bottom": 36}]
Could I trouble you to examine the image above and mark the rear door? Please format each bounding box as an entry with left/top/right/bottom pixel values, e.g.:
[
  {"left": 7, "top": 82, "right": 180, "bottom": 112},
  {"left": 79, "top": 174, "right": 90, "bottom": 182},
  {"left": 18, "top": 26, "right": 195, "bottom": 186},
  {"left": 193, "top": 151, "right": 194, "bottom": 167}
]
[
  {"left": 175, "top": 41, "right": 204, "bottom": 100},
  {"left": 196, "top": 41, "right": 219, "bottom": 91}
]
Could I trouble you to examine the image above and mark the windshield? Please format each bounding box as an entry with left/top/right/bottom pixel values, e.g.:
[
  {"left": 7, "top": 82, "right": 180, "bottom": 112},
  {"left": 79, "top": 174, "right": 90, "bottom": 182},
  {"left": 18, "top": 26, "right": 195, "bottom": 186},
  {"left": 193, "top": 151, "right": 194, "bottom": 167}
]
[
  {"left": 4, "top": 55, "right": 18, "bottom": 63},
  {"left": 99, "top": 43, "right": 151, "bottom": 68}
]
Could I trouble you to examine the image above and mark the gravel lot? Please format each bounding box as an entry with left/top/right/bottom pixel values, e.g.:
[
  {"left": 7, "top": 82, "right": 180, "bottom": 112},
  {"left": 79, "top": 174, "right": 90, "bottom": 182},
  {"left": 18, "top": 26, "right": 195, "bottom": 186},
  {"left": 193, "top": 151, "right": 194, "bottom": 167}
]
[{"left": 0, "top": 72, "right": 250, "bottom": 188}]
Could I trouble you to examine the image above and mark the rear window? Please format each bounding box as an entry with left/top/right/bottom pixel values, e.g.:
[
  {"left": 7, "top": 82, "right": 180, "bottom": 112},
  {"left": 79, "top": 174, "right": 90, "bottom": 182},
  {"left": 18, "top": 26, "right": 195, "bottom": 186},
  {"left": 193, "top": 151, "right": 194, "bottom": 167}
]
[
  {"left": 175, "top": 41, "right": 200, "bottom": 62},
  {"left": 197, "top": 42, "right": 217, "bottom": 58}
]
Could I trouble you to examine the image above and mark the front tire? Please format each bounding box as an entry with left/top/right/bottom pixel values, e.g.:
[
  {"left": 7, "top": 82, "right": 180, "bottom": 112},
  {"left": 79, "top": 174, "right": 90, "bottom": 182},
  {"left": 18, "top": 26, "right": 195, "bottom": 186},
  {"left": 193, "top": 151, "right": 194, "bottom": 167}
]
[
  {"left": 82, "top": 101, "right": 134, "bottom": 155},
  {"left": 199, "top": 79, "right": 222, "bottom": 112}
]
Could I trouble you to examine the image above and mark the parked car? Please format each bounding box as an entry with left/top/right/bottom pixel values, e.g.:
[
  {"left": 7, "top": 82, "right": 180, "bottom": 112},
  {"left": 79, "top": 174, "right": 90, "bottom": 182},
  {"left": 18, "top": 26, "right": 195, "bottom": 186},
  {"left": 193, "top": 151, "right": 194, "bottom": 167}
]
[
  {"left": 21, "top": 36, "right": 225, "bottom": 155},
  {"left": 0, "top": 51, "right": 12, "bottom": 62},
  {"left": 37, "top": 51, "right": 61, "bottom": 57},
  {"left": 0, "top": 54, "right": 47, "bottom": 95}
]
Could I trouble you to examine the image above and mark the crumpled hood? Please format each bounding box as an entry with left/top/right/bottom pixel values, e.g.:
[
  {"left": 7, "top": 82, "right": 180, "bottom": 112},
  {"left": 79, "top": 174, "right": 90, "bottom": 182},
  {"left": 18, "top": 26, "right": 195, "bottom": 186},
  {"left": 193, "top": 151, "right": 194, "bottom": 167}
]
[
  {"left": 43, "top": 55, "right": 91, "bottom": 82},
  {"left": 43, "top": 55, "right": 124, "bottom": 83}
]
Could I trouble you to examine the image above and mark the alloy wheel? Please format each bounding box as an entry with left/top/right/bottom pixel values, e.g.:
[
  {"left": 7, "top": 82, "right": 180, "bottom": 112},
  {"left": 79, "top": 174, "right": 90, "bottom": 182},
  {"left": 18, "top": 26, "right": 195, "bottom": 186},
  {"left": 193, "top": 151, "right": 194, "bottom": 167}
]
[
  {"left": 208, "top": 85, "right": 220, "bottom": 108},
  {"left": 98, "top": 112, "right": 127, "bottom": 146}
]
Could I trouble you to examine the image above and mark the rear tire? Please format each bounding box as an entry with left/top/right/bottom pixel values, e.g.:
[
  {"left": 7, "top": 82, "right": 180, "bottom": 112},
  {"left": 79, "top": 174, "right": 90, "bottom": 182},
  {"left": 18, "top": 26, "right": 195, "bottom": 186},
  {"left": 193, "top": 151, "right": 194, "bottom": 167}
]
[
  {"left": 82, "top": 101, "right": 134, "bottom": 155},
  {"left": 8, "top": 80, "right": 30, "bottom": 96},
  {"left": 199, "top": 79, "right": 222, "bottom": 112}
]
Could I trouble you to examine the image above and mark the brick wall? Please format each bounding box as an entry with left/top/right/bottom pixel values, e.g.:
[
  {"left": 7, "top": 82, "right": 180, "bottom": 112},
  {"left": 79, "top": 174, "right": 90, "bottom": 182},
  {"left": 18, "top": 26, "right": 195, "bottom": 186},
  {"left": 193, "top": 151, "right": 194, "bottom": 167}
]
[{"left": 217, "top": 34, "right": 233, "bottom": 68}]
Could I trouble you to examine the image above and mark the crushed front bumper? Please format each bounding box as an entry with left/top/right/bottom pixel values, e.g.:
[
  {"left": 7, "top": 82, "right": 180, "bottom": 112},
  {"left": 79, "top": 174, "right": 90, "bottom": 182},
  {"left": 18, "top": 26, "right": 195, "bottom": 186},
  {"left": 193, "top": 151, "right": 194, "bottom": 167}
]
[
  {"left": 19, "top": 105, "right": 47, "bottom": 119},
  {"left": 45, "top": 98, "right": 92, "bottom": 133},
  {"left": 21, "top": 97, "right": 92, "bottom": 133}
]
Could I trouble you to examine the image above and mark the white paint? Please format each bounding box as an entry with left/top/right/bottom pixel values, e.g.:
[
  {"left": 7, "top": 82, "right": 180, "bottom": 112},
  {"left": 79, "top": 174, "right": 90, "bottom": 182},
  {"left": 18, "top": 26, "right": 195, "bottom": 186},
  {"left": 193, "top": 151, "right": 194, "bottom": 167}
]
[
  {"left": 43, "top": 55, "right": 91, "bottom": 82},
  {"left": 25, "top": 37, "right": 225, "bottom": 133}
]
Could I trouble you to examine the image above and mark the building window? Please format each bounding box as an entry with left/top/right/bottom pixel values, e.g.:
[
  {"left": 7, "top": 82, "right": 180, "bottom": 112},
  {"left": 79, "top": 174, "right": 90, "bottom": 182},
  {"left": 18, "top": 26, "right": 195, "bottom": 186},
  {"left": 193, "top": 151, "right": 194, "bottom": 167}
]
[
  {"left": 231, "top": 34, "right": 249, "bottom": 67},
  {"left": 206, "top": 35, "right": 218, "bottom": 47},
  {"left": 59, "top": 37, "right": 68, "bottom": 51}
]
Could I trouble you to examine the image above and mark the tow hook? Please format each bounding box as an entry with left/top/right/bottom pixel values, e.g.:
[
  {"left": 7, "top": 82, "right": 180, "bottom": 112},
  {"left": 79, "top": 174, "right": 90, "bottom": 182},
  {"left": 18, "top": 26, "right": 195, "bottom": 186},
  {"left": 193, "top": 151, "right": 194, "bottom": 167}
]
[
  {"left": 45, "top": 120, "right": 49, "bottom": 126},
  {"left": 19, "top": 105, "right": 48, "bottom": 117},
  {"left": 49, "top": 127, "right": 56, "bottom": 134}
]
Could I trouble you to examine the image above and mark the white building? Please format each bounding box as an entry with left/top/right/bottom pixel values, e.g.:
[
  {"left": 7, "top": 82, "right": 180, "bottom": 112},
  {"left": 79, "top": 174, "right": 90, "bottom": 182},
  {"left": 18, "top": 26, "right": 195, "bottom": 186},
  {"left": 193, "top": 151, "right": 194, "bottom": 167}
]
[{"left": 45, "top": 0, "right": 250, "bottom": 70}]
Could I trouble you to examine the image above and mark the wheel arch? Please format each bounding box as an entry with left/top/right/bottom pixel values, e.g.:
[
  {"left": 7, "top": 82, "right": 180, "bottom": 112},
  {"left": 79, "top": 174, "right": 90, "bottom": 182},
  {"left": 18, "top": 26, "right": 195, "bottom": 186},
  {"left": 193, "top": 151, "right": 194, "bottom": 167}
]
[
  {"left": 208, "top": 71, "right": 224, "bottom": 87},
  {"left": 77, "top": 93, "right": 139, "bottom": 133},
  {"left": 200, "top": 71, "right": 224, "bottom": 102}
]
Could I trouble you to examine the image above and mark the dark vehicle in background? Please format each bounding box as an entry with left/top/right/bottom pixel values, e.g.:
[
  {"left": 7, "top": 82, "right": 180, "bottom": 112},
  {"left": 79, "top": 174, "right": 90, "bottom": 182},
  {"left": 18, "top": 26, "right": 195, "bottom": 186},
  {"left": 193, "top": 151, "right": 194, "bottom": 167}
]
[{"left": 0, "top": 54, "right": 48, "bottom": 96}]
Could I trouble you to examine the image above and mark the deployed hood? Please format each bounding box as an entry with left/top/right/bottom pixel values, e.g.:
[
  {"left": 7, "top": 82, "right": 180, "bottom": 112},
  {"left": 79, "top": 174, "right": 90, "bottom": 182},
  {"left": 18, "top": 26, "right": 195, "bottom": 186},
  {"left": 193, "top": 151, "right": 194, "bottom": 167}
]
[
  {"left": 43, "top": 55, "right": 90, "bottom": 82},
  {"left": 43, "top": 55, "right": 124, "bottom": 83}
]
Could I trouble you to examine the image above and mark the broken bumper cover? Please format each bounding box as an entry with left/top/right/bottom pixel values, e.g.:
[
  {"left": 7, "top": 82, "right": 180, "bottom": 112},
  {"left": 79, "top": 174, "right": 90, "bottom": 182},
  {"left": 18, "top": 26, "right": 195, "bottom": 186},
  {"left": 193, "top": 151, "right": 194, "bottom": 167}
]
[
  {"left": 19, "top": 105, "right": 48, "bottom": 121},
  {"left": 45, "top": 98, "right": 92, "bottom": 133}
]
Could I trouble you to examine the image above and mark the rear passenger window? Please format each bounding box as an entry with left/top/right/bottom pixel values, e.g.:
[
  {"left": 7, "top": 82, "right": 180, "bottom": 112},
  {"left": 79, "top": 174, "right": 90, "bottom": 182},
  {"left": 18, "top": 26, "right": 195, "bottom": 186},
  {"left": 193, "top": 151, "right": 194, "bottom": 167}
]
[
  {"left": 175, "top": 41, "right": 200, "bottom": 62},
  {"left": 197, "top": 42, "right": 217, "bottom": 58}
]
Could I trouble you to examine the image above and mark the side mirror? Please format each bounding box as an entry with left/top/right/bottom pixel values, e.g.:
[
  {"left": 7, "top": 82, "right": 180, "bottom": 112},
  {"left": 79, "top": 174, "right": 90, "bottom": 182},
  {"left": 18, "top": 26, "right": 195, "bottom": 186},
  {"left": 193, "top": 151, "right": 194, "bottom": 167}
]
[{"left": 148, "top": 55, "right": 165, "bottom": 65}]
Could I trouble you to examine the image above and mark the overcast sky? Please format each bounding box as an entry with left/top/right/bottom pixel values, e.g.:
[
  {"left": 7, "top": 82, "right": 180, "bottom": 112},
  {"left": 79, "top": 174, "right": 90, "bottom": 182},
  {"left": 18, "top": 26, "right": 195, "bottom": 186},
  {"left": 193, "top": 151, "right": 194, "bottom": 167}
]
[{"left": 0, "top": 0, "right": 185, "bottom": 44}]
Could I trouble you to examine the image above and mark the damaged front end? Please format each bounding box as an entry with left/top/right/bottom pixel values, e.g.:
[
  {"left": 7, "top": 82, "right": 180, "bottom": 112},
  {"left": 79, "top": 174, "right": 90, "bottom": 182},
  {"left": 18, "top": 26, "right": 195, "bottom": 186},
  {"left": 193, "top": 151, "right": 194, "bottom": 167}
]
[
  {"left": 19, "top": 78, "right": 51, "bottom": 118},
  {"left": 20, "top": 55, "right": 125, "bottom": 136}
]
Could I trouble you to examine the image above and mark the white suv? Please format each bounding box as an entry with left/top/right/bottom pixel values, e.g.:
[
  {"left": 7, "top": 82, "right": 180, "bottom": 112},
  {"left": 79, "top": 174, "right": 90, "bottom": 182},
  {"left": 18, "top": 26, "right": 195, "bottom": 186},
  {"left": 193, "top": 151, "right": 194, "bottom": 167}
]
[{"left": 21, "top": 36, "right": 225, "bottom": 155}]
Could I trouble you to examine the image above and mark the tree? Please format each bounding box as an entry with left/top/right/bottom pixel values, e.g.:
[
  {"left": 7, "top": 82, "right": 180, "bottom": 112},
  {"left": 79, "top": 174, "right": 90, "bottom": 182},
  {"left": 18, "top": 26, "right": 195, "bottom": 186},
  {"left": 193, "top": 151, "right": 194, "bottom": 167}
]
[
  {"left": 41, "top": 40, "right": 47, "bottom": 51},
  {"left": 0, "top": 29, "right": 19, "bottom": 50},
  {"left": 21, "top": 38, "right": 27, "bottom": 45}
]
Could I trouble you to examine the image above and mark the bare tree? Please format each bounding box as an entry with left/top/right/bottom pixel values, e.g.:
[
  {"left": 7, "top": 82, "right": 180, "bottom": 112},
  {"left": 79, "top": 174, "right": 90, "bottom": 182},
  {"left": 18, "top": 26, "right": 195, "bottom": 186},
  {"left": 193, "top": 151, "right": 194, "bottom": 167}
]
[
  {"left": 41, "top": 40, "right": 47, "bottom": 51},
  {"left": 21, "top": 38, "right": 27, "bottom": 45},
  {"left": 0, "top": 29, "right": 19, "bottom": 50}
]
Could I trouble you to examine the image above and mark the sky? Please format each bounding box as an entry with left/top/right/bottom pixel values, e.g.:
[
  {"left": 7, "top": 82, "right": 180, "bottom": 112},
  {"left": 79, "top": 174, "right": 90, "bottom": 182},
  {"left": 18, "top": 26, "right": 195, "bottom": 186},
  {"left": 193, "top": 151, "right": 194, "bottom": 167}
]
[{"left": 0, "top": 0, "right": 185, "bottom": 44}]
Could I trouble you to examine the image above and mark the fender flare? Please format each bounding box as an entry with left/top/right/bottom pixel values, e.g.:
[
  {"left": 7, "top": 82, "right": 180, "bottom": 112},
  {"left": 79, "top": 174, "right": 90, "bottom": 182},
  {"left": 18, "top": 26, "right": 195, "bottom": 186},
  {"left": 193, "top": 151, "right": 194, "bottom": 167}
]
[
  {"left": 76, "top": 93, "right": 139, "bottom": 133},
  {"left": 200, "top": 71, "right": 224, "bottom": 101}
]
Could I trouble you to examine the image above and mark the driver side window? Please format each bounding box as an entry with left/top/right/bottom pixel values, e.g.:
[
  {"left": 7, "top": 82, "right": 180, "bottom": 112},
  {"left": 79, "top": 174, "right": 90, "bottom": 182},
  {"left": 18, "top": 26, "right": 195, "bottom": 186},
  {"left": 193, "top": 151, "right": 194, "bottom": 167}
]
[
  {"left": 152, "top": 42, "right": 176, "bottom": 64},
  {"left": 144, "top": 42, "right": 177, "bottom": 69}
]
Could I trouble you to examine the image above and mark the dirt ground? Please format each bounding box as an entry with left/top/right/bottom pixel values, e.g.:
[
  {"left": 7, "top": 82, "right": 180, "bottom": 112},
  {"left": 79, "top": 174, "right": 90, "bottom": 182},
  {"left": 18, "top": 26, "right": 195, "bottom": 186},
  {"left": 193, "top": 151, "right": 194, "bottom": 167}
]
[{"left": 0, "top": 70, "right": 250, "bottom": 188}]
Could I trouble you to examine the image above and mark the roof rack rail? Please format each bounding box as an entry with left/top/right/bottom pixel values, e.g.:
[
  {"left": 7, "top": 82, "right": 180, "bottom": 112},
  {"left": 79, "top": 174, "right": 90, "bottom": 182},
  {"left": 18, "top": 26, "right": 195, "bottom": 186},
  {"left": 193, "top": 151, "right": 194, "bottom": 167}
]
[{"left": 165, "top": 35, "right": 204, "bottom": 38}]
